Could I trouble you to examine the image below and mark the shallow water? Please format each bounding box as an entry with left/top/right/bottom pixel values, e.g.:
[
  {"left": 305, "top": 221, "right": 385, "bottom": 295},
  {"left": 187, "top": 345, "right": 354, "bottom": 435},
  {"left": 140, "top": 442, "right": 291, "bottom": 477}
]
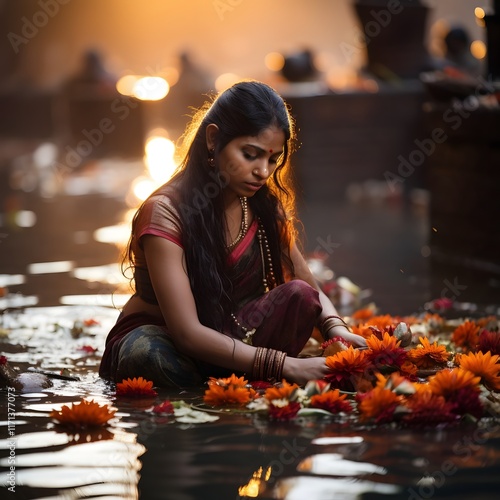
[
  {"left": 1, "top": 158, "right": 500, "bottom": 499},
  {"left": 1, "top": 306, "right": 500, "bottom": 500}
]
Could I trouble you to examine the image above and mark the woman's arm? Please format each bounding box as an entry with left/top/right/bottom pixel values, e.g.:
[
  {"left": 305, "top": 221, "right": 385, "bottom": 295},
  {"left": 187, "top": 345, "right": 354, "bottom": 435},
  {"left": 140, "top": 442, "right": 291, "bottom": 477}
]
[
  {"left": 144, "top": 235, "right": 256, "bottom": 373},
  {"left": 143, "top": 235, "right": 331, "bottom": 384},
  {"left": 289, "top": 243, "right": 367, "bottom": 347}
]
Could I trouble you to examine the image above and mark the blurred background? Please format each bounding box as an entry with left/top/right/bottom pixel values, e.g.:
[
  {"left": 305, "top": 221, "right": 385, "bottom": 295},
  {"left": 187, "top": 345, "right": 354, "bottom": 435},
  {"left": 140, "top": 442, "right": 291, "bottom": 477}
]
[{"left": 0, "top": 0, "right": 499, "bottom": 316}]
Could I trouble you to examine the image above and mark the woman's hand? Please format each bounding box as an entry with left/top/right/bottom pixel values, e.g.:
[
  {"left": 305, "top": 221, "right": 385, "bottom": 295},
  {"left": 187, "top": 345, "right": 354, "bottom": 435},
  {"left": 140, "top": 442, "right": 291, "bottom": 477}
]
[
  {"left": 282, "top": 356, "right": 330, "bottom": 386},
  {"left": 326, "top": 325, "right": 367, "bottom": 348}
]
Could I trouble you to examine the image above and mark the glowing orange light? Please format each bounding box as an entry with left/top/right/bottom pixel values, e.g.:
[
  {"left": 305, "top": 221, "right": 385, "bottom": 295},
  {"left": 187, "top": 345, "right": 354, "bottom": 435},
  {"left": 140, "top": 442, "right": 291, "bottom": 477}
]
[
  {"left": 215, "top": 73, "right": 241, "bottom": 92},
  {"left": 470, "top": 40, "right": 487, "bottom": 60},
  {"left": 264, "top": 52, "right": 285, "bottom": 72}
]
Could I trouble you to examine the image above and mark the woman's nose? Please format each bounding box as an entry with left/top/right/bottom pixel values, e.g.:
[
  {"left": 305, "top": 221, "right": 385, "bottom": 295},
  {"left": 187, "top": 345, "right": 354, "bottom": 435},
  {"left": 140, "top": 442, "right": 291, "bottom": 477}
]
[{"left": 253, "top": 160, "right": 270, "bottom": 179}]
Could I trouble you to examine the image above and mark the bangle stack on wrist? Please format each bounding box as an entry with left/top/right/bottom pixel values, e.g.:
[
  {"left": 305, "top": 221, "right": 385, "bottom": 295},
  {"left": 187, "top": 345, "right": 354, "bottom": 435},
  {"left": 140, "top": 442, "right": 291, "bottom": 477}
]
[
  {"left": 252, "top": 347, "right": 287, "bottom": 382},
  {"left": 320, "top": 315, "right": 351, "bottom": 338}
]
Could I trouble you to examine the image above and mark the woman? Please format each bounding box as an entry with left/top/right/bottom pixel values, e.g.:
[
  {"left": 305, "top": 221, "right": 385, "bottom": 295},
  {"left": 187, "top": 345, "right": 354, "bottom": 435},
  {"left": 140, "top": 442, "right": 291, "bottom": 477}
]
[{"left": 99, "top": 80, "right": 366, "bottom": 388}]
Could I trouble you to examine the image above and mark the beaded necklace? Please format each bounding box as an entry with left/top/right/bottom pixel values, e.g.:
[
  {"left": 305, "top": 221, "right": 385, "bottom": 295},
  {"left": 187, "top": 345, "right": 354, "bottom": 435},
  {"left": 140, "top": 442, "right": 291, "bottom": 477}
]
[
  {"left": 226, "top": 196, "right": 249, "bottom": 250},
  {"left": 231, "top": 216, "right": 276, "bottom": 345}
]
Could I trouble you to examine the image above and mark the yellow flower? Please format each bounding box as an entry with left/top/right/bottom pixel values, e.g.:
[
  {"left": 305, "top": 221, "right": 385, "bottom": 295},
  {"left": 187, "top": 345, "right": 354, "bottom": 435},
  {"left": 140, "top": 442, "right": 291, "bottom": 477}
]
[
  {"left": 50, "top": 400, "right": 116, "bottom": 429},
  {"left": 204, "top": 374, "right": 255, "bottom": 406},
  {"left": 457, "top": 351, "right": 500, "bottom": 391},
  {"left": 407, "top": 336, "right": 450, "bottom": 369}
]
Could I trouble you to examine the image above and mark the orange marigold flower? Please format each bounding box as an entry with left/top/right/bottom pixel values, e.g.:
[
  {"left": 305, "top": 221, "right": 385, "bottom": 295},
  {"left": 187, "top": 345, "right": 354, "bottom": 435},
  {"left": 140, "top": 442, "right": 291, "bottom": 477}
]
[
  {"left": 457, "top": 351, "right": 500, "bottom": 391},
  {"left": 264, "top": 380, "right": 300, "bottom": 403},
  {"left": 452, "top": 320, "right": 481, "bottom": 352},
  {"left": 204, "top": 374, "right": 255, "bottom": 406},
  {"left": 357, "top": 387, "right": 402, "bottom": 424},
  {"left": 50, "top": 399, "right": 116, "bottom": 429},
  {"left": 310, "top": 389, "right": 353, "bottom": 414},
  {"left": 325, "top": 347, "right": 372, "bottom": 392},
  {"left": 374, "top": 372, "right": 415, "bottom": 394},
  {"left": 407, "top": 337, "right": 450, "bottom": 369},
  {"left": 400, "top": 360, "right": 418, "bottom": 379},
  {"left": 116, "top": 377, "right": 158, "bottom": 397},
  {"left": 428, "top": 368, "right": 481, "bottom": 398},
  {"left": 476, "top": 316, "right": 498, "bottom": 329},
  {"left": 402, "top": 390, "right": 458, "bottom": 427},
  {"left": 366, "top": 332, "right": 407, "bottom": 369},
  {"left": 352, "top": 307, "right": 376, "bottom": 322}
]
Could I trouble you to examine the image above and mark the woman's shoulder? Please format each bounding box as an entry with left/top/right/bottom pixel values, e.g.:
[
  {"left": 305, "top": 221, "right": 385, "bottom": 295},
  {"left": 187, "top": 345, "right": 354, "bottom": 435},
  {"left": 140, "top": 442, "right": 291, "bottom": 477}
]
[{"left": 143, "top": 185, "right": 180, "bottom": 213}]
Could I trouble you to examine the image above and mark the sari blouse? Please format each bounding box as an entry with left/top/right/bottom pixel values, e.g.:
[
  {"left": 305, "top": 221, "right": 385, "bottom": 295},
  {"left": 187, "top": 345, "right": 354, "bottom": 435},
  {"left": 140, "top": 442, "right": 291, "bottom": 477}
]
[{"left": 131, "top": 189, "right": 267, "bottom": 309}]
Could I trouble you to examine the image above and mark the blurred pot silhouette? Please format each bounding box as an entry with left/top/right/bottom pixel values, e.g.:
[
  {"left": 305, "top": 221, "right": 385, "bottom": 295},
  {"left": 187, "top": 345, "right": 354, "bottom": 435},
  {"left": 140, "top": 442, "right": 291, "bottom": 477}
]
[{"left": 353, "top": 0, "right": 432, "bottom": 80}]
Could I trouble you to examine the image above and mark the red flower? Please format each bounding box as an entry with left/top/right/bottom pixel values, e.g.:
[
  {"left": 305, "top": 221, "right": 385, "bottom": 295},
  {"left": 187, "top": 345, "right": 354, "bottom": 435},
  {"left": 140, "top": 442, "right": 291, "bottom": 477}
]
[
  {"left": 116, "top": 377, "right": 158, "bottom": 397},
  {"left": 152, "top": 400, "right": 175, "bottom": 415},
  {"left": 431, "top": 297, "right": 454, "bottom": 311},
  {"left": 310, "top": 389, "right": 353, "bottom": 414},
  {"left": 250, "top": 381, "right": 274, "bottom": 391},
  {"left": 268, "top": 401, "right": 301, "bottom": 421},
  {"left": 448, "top": 387, "right": 484, "bottom": 419},
  {"left": 477, "top": 330, "right": 500, "bottom": 356},
  {"left": 78, "top": 345, "right": 97, "bottom": 353},
  {"left": 402, "top": 390, "right": 458, "bottom": 427}
]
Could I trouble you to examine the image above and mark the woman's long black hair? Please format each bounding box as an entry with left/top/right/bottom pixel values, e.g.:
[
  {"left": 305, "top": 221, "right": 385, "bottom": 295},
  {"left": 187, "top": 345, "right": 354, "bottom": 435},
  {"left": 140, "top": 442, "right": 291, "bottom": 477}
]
[{"left": 127, "top": 80, "right": 298, "bottom": 331}]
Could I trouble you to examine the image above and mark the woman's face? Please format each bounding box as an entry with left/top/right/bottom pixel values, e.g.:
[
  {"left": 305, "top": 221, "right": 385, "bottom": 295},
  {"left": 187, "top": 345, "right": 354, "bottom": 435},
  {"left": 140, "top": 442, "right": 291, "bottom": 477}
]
[{"left": 216, "top": 126, "right": 285, "bottom": 200}]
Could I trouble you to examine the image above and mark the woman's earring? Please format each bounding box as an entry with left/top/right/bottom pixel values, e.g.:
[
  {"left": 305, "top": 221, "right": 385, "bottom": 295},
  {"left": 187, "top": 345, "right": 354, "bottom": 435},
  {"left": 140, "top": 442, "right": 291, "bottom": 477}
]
[{"left": 207, "top": 148, "right": 215, "bottom": 168}]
